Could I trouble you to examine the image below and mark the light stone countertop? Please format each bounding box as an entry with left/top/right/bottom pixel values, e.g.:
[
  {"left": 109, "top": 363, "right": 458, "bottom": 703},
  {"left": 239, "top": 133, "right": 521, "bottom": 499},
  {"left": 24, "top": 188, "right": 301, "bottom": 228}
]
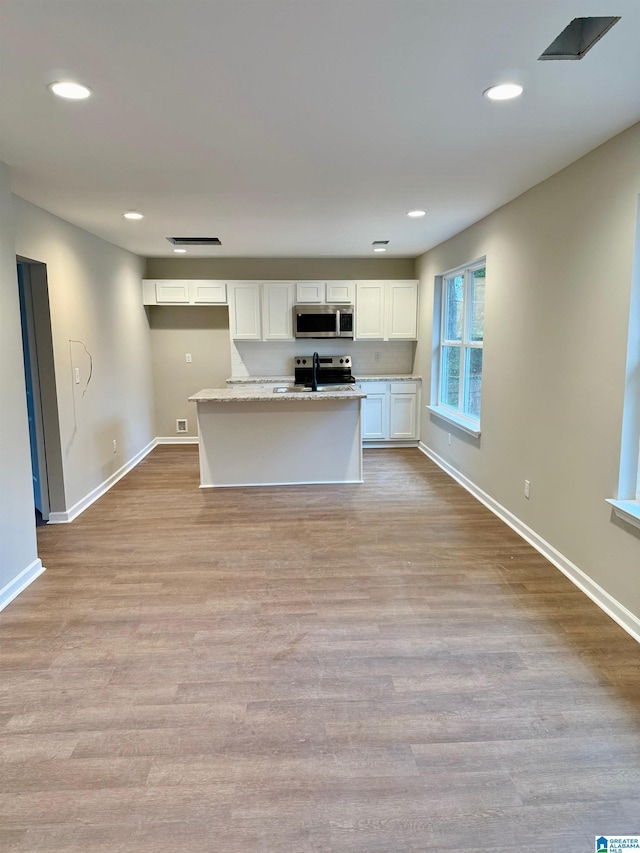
[
  {"left": 226, "top": 376, "right": 293, "bottom": 385},
  {"left": 354, "top": 375, "right": 421, "bottom": 382},
  {"left": 226, "top": 374, "right": 421, "bottom": 385},
  {"left": 189, "top": 386, "right": 367, "bottom": 403}
]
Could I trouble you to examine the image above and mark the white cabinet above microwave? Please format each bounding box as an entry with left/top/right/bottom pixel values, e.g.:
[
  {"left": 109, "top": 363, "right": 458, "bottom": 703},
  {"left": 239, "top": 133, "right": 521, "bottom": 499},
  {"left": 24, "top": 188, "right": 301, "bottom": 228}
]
[{"left": 295, "top": 281, "right": 355, "bottom": 304}]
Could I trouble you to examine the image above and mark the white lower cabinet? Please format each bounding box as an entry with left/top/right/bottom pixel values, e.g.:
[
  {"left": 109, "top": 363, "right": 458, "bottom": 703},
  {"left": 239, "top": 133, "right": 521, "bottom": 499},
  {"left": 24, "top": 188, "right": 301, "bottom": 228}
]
[
  {"left": 389, "top": 385, "right": 418, "bottom": 438},
  {"left": 360, "top": 383, "right": 389, "bottom": 439},
  {"left": 357, "top": 380, "right": 420, "bottom": 443}
]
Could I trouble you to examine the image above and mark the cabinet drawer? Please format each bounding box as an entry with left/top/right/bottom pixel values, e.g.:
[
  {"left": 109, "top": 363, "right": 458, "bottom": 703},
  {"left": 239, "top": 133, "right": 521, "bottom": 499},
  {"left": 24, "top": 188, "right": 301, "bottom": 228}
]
[
  {"left": 358, "top": 381, "right": 388, "bottom": 394},
  {"left": 390, "top": 381, "right": 418, "bottom": 394}
]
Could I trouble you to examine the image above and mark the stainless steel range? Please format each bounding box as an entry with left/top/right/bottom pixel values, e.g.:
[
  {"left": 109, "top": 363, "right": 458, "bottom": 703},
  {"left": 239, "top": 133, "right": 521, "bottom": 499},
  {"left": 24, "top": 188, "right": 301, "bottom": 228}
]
[{"left": 294, "top": 354, "right": 355, "bottom": 390}]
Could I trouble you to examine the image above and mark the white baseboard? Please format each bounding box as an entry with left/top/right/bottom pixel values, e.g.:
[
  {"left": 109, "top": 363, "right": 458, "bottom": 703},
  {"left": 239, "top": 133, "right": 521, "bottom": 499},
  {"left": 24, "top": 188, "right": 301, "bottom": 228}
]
[
  {"left": 418, "top": 441, "right": 640, "bottom": 644},
  {"left": 0, "top": 559, "right": 45, "bottom": 612},
  {"left": 364, "top": 440, "right": 419, "bottom": 449},
  {"left": 48, "top": 439, "right": 157, "bottom": 523},
  {"left": 200, "top": 478, "right": 364, "bottom": 488},
  {"left": 154, "top": 436, "right": 199, "bottom": 444}
]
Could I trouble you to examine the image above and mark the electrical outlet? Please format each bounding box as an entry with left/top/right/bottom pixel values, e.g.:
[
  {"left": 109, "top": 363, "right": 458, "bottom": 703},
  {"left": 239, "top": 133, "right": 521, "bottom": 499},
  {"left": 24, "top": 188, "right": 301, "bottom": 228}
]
[
  {"left": 374, "top": 352, "right": 381, "bottom": 363},
  {"left": 74, "top": 367, "right": 80, "bottom": 384},
  {"left": 176, "top": 418, "right": 188, "bottom": 433},
  {"left": 185, "top": 353, "right": 192, "bottom": 363},
  {"left": 524, "top": 479, "right": 531, "bottom": 499},
  {"left": 113, "top": 439, "right": 117, "bottom": 454}
]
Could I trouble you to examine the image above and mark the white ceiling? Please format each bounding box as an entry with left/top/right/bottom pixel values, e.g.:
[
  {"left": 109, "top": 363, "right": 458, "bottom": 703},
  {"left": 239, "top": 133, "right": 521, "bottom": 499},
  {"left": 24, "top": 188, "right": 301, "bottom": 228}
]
[{"left": 1, "top": 0, "right": 639, "bottom": 259}]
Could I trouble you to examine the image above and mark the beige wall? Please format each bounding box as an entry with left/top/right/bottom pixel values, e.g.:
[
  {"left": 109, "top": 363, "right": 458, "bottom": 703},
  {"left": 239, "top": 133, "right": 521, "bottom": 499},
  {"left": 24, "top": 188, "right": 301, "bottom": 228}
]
[
  {"left": 148, "top": 306, "right": 231, "bottom": 438},
  {"left": 146, "top": 257, "right": 415, "bottom": 280},
  {"left": 12, "top": 196, "right": 155, "bottom": 514},
  {"left": 0, "top": 164, "right": 41, "bottom": 603},
  {"left": 414, "top": 122, "right": 640, "bottom": 620}
]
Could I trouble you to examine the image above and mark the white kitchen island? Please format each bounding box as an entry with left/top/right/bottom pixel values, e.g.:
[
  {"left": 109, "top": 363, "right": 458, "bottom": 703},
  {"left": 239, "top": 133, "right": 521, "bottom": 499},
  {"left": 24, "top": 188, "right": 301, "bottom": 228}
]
[{"left": 188, "top": 385, "right": 367, "bottom": 488}]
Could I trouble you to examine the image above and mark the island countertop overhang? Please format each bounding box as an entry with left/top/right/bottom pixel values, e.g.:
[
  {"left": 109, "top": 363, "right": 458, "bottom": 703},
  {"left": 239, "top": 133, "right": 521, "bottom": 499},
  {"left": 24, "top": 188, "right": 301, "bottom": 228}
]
[{"left": 189, "top": 386, "right": 367, "bottom": 403}]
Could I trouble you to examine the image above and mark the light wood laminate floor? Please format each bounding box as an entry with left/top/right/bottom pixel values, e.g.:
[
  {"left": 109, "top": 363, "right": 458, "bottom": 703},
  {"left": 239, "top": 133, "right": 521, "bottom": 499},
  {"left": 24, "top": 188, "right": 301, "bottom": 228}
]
[{"left": 2, "top": 446, "right": 639, "bottom": 852}]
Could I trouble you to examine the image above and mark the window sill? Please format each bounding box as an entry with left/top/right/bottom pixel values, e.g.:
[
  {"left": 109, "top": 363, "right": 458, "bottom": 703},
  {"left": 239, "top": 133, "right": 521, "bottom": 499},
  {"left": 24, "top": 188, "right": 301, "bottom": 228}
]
[
  {"left": 606, "top": 498, "right": 640, "bottom": 531},
  {"left": 427, "top": 405, "right": 481, "bottom": 438}
]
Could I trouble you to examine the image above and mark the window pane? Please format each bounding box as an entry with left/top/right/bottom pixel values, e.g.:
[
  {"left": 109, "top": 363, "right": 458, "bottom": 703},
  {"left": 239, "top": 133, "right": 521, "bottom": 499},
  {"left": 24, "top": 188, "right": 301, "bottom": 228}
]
[
  {"left": 464, "top": 347, "right": 482, "bottom": 418},
  {"left": 470, "top": 268, "right": 485, "bottom": 342},
  {"left": 444, "top": 275, "right": 464, "bottom": 341},
  {"left": 441, "top": 345, "right": 460, "bottom": 409}
]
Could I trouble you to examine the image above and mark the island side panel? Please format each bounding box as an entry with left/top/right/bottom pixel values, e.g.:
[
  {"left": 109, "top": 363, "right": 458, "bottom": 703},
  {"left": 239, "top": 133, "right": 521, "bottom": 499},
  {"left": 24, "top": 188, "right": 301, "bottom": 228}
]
[{"left": 195, "top": 398, "right": 363, "bottom": 487}]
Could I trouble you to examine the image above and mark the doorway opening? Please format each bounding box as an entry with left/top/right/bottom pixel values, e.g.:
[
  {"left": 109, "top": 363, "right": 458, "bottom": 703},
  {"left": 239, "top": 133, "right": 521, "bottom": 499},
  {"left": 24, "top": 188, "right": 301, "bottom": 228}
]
[{"left": 16, "top": 258, "right": 64, "bottom": 523}]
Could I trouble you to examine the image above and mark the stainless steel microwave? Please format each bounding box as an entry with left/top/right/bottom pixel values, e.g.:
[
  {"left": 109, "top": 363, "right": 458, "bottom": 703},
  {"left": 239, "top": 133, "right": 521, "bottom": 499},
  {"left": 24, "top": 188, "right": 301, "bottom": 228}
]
[{"left": 294, "top": 304, "right": 354, "bottom": 338}]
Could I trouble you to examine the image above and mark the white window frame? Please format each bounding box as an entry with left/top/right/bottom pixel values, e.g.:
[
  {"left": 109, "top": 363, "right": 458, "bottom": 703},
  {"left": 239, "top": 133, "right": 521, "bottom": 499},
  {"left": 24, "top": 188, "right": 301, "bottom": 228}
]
[
  {"left": 428, "top": 257, "right": 485, "bottom": 437},
  {"left": 607, "top": 196, "right": 640, "bottom": 530}
]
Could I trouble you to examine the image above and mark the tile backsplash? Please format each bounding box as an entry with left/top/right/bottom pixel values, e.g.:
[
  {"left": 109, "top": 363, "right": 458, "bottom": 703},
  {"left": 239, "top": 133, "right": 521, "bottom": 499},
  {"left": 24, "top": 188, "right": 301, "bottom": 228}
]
[{"left": 231, "top": 340, "right": 416, "bottom": 378}]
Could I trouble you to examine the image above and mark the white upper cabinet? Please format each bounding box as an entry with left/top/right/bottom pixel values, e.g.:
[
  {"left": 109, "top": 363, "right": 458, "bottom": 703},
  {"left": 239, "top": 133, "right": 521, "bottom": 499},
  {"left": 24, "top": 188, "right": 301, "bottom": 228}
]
[
  {"left": 262, "top": 282, "right": 294, "bottom": 340},
  {"left": 387, "top": 281, "right": 418, "bottom": 339},
  {"left": 143, "top": 280, "right": 227, "bottom": 305},
  {"left": 229, "top": 283, "right": 262, "bottom": 340},
  {"left": 355, "top": 281, "right": 418, "bottom": 341},
  {"left": 295, "top": 281, "right": 356, "bottom": 304},
  {"left": 326, "top": 281, "right": 355, "bottom": 303},
  {"left": 151, "top": 280, "right": 190, "bottom": 304},
  {"left": 296, "top": 281, "right": 325, "bottom": 303},
  {"left": 191, "top": 281, "right": 227, "bottom": 304},
  {"left": 355, "top": 283, "right": 386, "bottom": 339}
]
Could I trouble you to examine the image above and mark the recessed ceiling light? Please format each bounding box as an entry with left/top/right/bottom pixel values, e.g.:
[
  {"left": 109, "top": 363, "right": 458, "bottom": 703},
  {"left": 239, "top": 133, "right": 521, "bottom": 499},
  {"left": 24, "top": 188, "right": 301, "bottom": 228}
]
[
  {"left": 123, "top": 211, "right": 144, "bottom": 220},
  {"left": 48, "top": 81, "right": 92, "bottom": 100},
  {"left": 173, "top": 248, "right": 187, "bottom": 253},
  {"left": 483, "top": 83, "right": 523, "bottom": 101},
  {"left": 373, "top": 247, "right": 387, "bottom": 253},
  {"left": 407, "top": 210, "right": 426, "bottom": 218}
]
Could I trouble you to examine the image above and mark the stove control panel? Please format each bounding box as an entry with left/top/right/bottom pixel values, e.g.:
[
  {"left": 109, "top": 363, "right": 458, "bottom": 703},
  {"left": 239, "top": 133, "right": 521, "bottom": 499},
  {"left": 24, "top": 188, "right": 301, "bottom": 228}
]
[{"left": 295, "top": 355, "right": 351, "bottom": 368}]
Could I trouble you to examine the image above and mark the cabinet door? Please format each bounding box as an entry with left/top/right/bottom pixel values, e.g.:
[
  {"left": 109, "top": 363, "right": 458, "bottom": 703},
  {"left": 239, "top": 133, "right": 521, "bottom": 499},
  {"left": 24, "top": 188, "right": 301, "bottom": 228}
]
[
  {"left": 361, "top": 394, "right": 389, "bottom": 439},
  {"left": 387, "top": 281, "right": 418, "bottom": 339},
  {"left": 389, "top": 393, "right": 418, "bottom": 439},
  {"left": 230, "top": 283, "right": 261, "bottom": 340},
  {"left": 355, "top": 283, "right": 385, "bottom": 339},
  {"left": 358, "top": 383, "right": 389, "bottom": 440},
  {"left": 262, "top": 282, "right": 294, "bottom": 340},
  {"left": 142, "top": 280, "right": 157, "bottom": 305},
  {"left": 296, "top": 282, "right": 325, "bottom": 303},
  {"left": 156, "top": 281, "right": 190, "bottom": 303},
  {"left": 326, "top": 281, "right": 355, "bottom": 303},
  {"left": 191, "top": 281, "right": 227, "bottom": 304}
]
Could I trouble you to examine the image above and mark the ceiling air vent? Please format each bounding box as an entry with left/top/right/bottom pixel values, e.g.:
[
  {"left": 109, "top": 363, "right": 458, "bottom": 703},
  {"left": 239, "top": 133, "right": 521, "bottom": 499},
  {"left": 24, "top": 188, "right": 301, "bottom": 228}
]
[
  {"left": 167, "top": 237, "right": 222, "bottom": 246},
  {"left": 539, "top": 16, "right": 620, "bottom": 60}
]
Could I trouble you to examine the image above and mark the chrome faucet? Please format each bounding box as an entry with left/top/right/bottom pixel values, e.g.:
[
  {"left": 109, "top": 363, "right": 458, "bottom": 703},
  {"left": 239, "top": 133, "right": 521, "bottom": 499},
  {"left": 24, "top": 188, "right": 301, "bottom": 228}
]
[{"left": 311, "top": 351, "right": 320, "bottom": 392}]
